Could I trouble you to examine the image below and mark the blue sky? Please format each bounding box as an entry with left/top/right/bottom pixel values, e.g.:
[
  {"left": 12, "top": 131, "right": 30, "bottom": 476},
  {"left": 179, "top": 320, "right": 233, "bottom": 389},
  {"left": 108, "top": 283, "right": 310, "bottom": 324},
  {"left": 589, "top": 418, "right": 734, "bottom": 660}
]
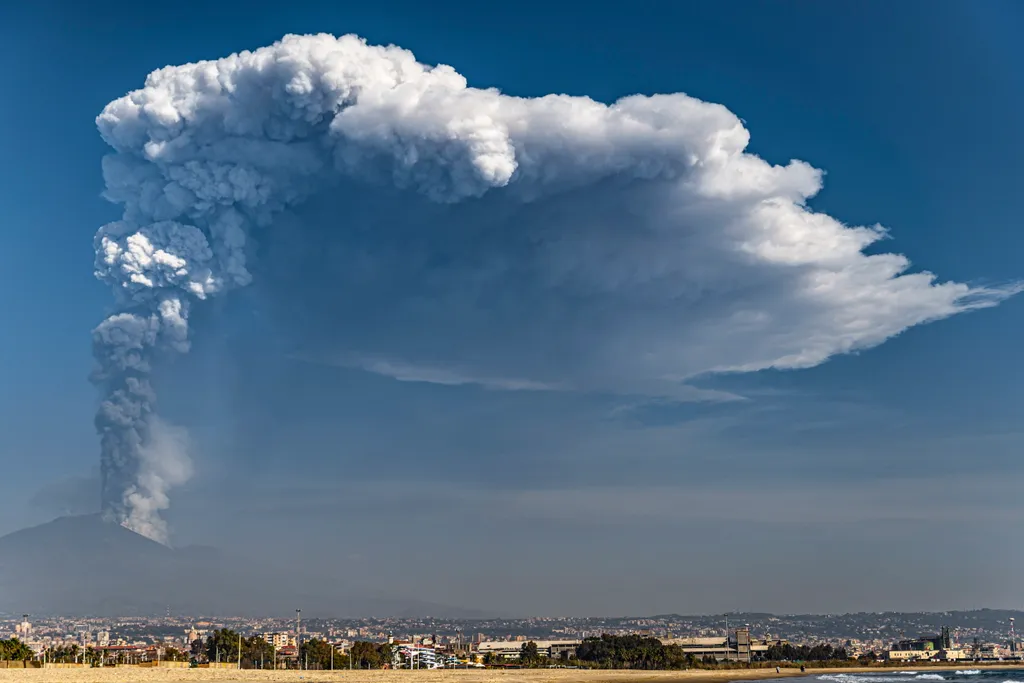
[{"left": 1, "top": 0, "right": 1023, "bottom": 615}]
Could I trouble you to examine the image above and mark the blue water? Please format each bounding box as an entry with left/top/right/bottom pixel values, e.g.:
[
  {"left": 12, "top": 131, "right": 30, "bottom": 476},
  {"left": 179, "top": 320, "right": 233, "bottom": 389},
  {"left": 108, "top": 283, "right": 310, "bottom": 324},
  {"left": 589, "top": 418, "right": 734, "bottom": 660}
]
[{"left": 809, "top": 671, "right": 1024, "bottom": 683}]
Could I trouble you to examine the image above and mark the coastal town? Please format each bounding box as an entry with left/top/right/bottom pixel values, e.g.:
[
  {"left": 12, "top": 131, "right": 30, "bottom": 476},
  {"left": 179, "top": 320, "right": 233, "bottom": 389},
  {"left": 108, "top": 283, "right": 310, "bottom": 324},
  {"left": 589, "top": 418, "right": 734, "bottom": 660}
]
[{"left": 2, "top": 611, "right": 1022, "bottom": 669}]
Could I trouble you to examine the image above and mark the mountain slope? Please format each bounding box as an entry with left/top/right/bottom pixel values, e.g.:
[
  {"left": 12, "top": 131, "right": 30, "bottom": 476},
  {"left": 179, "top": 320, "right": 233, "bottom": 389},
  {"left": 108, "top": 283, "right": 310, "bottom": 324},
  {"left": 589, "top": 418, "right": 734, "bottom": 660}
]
[{"left": 0, "top": 515, "right": 480, "bottom": 618}]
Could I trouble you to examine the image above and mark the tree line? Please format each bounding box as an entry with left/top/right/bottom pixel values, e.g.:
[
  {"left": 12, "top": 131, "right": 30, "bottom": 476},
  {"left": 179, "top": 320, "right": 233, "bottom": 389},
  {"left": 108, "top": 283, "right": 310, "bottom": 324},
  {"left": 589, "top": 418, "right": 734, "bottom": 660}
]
[
  {"left": 573, "top": 634, "right": 705, "bottom": 669},
  {"left": 195, "top": 629, "right": 392, "bottom": 669},
  {"left": 501, "top": 635, "right": 852, "bottom": 669},
  {"left": 763, "top": 643, "right": 849, "bottom": 662},
  {"left": 5, "top": 630, "right": 850, "bottom": 670},
  {"left": 0, "top": 638, "right": 33, "bottom": 661}
]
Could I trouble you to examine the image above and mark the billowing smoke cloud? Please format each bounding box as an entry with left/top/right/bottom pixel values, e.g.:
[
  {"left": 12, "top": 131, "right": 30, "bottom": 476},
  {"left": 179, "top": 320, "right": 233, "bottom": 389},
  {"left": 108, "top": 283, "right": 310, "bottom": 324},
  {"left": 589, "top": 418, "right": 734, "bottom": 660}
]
[{"left": 92, "top": 33, "right": 1017, "bottom": 541}]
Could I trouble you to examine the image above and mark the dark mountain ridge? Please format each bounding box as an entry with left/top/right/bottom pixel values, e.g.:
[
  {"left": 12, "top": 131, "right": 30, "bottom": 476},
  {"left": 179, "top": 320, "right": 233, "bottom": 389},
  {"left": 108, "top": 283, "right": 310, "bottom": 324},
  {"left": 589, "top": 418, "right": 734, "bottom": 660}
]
[{"left": 0, "top": 514, "right": 480, "bottom": 618}]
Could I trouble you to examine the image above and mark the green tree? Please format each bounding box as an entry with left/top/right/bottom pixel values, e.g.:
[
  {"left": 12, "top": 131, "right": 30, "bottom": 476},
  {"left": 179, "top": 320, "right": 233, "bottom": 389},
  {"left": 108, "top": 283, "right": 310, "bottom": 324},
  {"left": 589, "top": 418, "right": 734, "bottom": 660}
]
[
  {"left": 766, "top": 642, "right": 848, "bottom": 663},
  {"left": 163, "top": 647, "right": 188, "bottom": 662},
  {"left": 347, "top": 641, "right": 392, "bottom": 669},
  {"left": 205, "top": 628, "right": 241, "bottom": 664},
  {"left": 299, "top": 638, "right": 338, "bottom": 670},
  {"left": 575, "top": 634, "right": 706, "bottom": 670},
  {"left": 241, "top": 636, "right": 275, "bottom": 669},
  {"left": 379, "top": 642, "right": 394, "bottom": 668},
  {"left": 519, "top": 641, "right": 541, "bottom": 666},
  {"left": 42, "top": 644, "right": 82, "bottom": 663},
  {"left": 0, "top": 638, "right": 34, "bottom": 661}
]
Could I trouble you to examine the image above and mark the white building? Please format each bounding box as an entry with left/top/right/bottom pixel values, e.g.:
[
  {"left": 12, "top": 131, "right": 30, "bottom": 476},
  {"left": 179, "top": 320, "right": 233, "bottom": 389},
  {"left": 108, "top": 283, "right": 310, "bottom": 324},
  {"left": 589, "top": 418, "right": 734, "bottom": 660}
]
[
  {"left": 477, "top": 640, "right": 581, "bottom": 660},
  {"left": 393, "top": 644, "right": 440, "bottom": 669},
  {"left": 15, "top": 620, "right": 32, "bottom": 639},
  {"left": 887, "top": 649, "right": 937, "bottom": 662},
  {"left": 662, "top": 630, "right": 765, "bottom": 662},
  {"left": 263, "top": 633, "right": 295, "bottom": 648}
]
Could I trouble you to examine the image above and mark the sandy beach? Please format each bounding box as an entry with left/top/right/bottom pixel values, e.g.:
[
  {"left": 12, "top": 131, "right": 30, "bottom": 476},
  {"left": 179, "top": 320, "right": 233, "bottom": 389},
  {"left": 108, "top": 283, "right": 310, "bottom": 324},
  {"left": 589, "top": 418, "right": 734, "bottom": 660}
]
[{"left": 0, "top": 665, "right": 1021, "bottom": 683}]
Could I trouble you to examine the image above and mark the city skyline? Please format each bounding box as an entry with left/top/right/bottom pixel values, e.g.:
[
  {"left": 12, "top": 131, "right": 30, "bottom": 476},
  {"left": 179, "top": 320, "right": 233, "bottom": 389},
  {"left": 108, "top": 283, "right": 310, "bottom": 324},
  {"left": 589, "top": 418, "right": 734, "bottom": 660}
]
[{"left": 6, "top": 608, "right": 1024, "bottom": 665}]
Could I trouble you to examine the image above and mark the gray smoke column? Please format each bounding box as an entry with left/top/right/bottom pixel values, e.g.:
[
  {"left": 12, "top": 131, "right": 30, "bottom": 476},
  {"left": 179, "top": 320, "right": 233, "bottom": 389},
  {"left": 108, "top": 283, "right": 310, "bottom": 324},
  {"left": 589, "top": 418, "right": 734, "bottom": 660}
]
[
  {"left": 92, "top": 298, "right": 191, "bottom": 543},
  {"left": 92, "top": 33, "right": 1017, "bottom": 542}
]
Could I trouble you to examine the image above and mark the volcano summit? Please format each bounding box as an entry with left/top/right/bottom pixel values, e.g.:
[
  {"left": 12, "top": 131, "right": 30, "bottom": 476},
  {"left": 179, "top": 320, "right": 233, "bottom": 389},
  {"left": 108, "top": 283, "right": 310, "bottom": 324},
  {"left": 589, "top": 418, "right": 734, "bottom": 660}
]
[{"left": 0, "top": 514, "right": 476, "bottom": 617}]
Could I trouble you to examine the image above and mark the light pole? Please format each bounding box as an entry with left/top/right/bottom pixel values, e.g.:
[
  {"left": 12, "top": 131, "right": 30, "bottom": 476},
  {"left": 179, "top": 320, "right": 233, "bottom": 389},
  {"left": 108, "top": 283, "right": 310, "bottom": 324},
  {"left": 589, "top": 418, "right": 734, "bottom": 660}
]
[
  {"left": 296, "top": 609, "right": 302, "bottom": 671},
  {"left": 724, "top": 614, "right": 730, "bottom": 662}
]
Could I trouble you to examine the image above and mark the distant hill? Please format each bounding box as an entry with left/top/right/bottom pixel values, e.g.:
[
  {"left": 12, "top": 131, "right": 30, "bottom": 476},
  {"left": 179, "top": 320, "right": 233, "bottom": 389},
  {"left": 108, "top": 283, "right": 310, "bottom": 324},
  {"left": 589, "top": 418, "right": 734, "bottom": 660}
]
[{"left": 0, "top": 514, "right": 480, "bottom": 618}]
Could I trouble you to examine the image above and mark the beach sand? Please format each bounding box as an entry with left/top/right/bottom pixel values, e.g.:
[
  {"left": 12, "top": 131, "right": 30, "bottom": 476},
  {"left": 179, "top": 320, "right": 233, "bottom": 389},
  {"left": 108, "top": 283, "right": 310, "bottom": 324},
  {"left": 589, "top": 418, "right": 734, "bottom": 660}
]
[{"left": 0, "top": 665, "right": 1019, "bottom": 683}]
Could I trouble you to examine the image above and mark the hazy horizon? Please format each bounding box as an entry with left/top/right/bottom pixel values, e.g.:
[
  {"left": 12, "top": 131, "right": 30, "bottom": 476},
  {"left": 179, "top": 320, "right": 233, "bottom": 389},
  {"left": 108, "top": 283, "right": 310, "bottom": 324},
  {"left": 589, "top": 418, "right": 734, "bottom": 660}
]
[
  {"left": 2, "top": 0, "right": 1023, "bottom": 618},
  {"left": 1, "top": 513, "right": 1023, "bottom": 618}
]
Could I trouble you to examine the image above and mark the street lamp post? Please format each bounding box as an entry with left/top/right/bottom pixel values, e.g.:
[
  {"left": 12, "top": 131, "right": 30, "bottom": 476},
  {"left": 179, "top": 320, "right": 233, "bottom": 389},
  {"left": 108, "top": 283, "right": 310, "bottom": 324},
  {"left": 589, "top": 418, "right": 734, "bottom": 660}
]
[{"left": 296, "top": 609, "right": 302, "bottom": 671}]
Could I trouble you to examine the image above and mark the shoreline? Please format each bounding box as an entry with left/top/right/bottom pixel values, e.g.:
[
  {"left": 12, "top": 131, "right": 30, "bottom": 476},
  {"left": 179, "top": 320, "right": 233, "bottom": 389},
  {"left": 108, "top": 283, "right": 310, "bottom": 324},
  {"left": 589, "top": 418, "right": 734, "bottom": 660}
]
[
  {"left": 597, "top": 664, "right": 1024, "bottom": 683},
  {"left": 0, "top": 662, "right": 1021, "bottom": 683},
  {"left": 0, "top": 663, "right": 1015, "bottom": 683}
]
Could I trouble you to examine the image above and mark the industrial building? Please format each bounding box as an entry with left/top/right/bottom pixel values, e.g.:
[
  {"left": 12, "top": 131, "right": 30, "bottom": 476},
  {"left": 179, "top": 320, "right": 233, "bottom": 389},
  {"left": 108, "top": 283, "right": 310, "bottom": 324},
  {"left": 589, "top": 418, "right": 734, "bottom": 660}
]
[
  {"left": 663, "top": 628, "right": 766, "bottom": 662},
  {"left": 476, "top": 640, "right": 582, "bottom": 660},
  {"left": 887, "top": 628, "right": 966, "bottom": 662},
  {"left": 478, "top": 629, "right": 766, "bottom": 663},
  {"left": 894, "top": 627, "right": 953, "bottom": 653}
]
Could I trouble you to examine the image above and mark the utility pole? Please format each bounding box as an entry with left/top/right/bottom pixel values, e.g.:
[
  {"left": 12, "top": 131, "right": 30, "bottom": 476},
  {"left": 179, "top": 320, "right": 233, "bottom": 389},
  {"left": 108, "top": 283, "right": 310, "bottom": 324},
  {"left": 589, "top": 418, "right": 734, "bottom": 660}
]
[
  {"left": 296, "top": 609, "right": 302, "bottom": 671},
  {"left": 238, "top": 633, "right": 242, "bottom": 670}
]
